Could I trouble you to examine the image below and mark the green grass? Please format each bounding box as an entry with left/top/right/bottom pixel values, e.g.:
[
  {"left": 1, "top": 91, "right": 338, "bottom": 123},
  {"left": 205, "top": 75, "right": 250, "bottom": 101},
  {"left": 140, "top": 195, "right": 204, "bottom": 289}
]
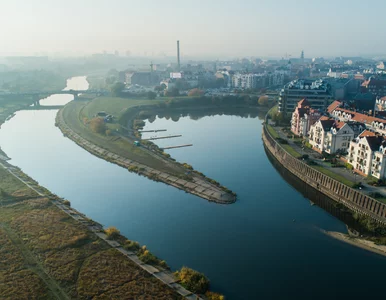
[
  {"left": 62, "top": 100, "right": 183, "bottom": 175},
  {"left": 281, "top": 144, "right": 301, "bottom": 158},
  {"left": 312, "top": 165, "right": 355, "bottom": 187},
  {"left": 266, "top": 124, "right": 280, "bottom": 139},
  {"left": 82, "top": 96, "right": 165, "bottom": 119},
  {"left": 268, "top": 105, "right": 278, "bottom": 117}
]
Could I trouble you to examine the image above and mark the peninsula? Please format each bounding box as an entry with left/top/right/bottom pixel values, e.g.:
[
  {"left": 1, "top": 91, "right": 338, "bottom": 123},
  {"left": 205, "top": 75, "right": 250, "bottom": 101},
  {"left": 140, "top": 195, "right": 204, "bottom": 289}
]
[{"left": 56, "top": 95, "right": 254, "bottom": 204}]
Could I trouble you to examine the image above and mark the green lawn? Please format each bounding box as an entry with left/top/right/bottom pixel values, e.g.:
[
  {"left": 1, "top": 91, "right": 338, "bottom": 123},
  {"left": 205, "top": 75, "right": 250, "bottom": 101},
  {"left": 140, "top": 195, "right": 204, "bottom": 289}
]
[
  {"left": 62, "top": 100, "right": 184, "bottom": 176},
  {"left": 82, "top": 96, "right": 164, "bottom": 119},
  {"left": 266, "top": 124, "right": 280, "bottom": 139},
  {"left": 281, "top": 144, "right": 301, "bottom": 158},
  {"left": 312, "top": 165, "right": 355, "bottom": 187}
]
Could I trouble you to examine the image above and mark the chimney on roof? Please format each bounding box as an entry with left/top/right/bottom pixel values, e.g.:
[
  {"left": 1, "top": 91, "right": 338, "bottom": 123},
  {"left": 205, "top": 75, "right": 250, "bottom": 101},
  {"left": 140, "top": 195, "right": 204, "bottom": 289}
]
[{"left": 177, "top": 40, "right": 181, "bottom": 71}]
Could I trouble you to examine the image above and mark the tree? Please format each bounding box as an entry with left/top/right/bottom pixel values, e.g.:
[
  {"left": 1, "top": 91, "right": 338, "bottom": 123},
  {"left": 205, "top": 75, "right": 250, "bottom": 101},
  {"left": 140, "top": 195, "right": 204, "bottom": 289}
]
[
  {"left": 89, "top": 118, "right": 107, "bottom": 134},
  {"left": 165, "top": 87, "right": 180, "bottom": 97},
  {"left": 110, "top": 82, "right": 125, "bottom": 97},
  {"left": 188, "top": 88, "right": 204, "bottom": 97},
  {"left": 154, "top": 84, "right": 166, "bottom": 92},
  {"left": 147, "top": 91, "right": 157, "bottom": 100},
  {"left": 258, "top": 95, "right": 269, "bottom": 107}
]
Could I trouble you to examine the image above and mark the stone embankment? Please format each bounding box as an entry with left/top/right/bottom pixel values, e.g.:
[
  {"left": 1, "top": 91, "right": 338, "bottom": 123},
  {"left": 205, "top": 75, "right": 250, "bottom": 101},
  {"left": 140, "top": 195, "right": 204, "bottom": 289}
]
[
  {"left": 0, "top": 159, "right": 204, "bottom": 300},
  {"left": 56, "top": 108, "right": 235, "bottom": 204},
  {"left": 262, "top": 125, "right": 386, "bottom": 225}
]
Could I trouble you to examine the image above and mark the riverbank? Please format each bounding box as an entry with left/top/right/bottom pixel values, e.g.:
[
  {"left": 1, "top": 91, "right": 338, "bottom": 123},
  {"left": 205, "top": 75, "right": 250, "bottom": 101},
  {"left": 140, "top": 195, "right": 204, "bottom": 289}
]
[
  {"left": 0, "top": 77, "right": 224, "bottom": 299},
  {"left": 58, "top": 97, "right": 238, "bottom": 203},
  {"left": 0, "top": 159, "right": 190, "bottom": 299},
  {"left": 262, "top": 119, "right": 386, "bottom": 225},
  {"left": 323, "top": 230, "right": 386, "bottom": 258}
]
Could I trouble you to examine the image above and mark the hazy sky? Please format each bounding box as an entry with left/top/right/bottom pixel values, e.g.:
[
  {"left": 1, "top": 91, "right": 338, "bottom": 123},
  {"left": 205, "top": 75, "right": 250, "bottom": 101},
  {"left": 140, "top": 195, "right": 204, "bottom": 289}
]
[{"left": 1, "top": 0, "right": 386, "bottom": 58}]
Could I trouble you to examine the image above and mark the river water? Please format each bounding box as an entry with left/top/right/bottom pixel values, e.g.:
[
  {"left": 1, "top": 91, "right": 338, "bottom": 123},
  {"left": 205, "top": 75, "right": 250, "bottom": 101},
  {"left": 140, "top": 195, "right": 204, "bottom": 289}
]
[{"left": 1, "top": 76, "right": 386, "bottom": 299}]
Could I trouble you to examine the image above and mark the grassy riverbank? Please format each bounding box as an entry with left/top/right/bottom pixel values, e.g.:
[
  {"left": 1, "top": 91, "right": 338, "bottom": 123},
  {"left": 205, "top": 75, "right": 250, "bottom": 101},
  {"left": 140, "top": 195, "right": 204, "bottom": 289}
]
[{"left": 0, "top": 165, "right": 183, "bottom": 299}]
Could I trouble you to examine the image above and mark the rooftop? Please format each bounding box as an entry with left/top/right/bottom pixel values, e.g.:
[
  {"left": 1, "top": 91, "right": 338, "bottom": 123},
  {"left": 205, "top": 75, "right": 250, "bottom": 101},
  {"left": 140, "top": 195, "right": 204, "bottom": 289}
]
[{"left": 286, "top": 79, "right": 330, "bottom": 91}]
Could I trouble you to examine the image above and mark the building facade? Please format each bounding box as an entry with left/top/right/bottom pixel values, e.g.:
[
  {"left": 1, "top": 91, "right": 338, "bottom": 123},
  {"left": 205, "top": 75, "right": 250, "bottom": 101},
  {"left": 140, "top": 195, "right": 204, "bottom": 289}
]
[
  {"left": 290, "top": 99, "right": 321, "bottom": 137},
  {"left": 279, "top": 79, "right": 333, "bottom": 114},
  {"left": 346, "top": 131, "right": 386, "bottom": 179},
  {"left": 309, "top": 119, "right": 355, "bottom": 154}
]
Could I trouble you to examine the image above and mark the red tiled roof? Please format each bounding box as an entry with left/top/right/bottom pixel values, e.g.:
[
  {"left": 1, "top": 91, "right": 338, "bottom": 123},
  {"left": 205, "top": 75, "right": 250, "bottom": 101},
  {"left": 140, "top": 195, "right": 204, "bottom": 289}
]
[
  {"left": 359, "top": 130, "right": 376, "bottom": 137},
  {"left": 327, "top": 100, "right": 341, "bottom": 113},
  {"left": 334, "top": 121, "right": 346, "bottom": 129},
  {"left": 332, "top": 107, "right": 386, "bottom": 126}
]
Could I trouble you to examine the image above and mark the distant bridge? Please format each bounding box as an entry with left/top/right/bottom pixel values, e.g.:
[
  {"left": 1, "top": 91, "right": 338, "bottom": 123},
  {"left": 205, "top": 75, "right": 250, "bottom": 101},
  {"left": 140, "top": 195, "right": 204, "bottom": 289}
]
[
  {"left": 0, "top": 89, "right": 108, "bottom": 98},
  {"left": 23, "top": 105, "right": 65, "bottom": 110}
]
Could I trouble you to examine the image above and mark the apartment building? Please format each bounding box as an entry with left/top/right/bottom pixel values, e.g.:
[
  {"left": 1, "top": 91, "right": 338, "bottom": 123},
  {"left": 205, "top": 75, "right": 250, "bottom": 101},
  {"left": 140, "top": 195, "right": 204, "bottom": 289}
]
[
  {"left": 346, "top": 131, "right": 386, "bottom": 179},
  {"left": 290, "top": 99, "right": 321, "bottom": 137},
  {"left": 279, "top": 79, "right": 333, "bottom": 114},
  {"left": 328, "top": 101, "right": 386, "bottom": 135},
  {"left": 309, "top": 118, "right": 355, "bottom": 154}
]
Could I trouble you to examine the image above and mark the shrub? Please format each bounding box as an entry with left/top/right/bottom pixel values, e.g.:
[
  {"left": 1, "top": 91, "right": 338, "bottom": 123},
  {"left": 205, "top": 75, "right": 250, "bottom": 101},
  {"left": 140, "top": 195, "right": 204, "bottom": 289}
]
[
  {"left": 188, "top": 88, "right": 204, "bottom": 97},
  {"left": 258, "top": 95, "right": 269, "bottom": 107},
  {"left": 128, "top": 166, "right": 139, "bottom": 172},
  {"left": 182, "top": 163, "right": 194, "bottom": 170},
  {"left": 344, "top": 162, "right": 353, "bottom": 170},
  {"left": 105, "top": 226, "right": 120, "bottom": 240},
  {"left": 63, "top": 200, "right": 71, "bottom": 207},
  {"left": 206, "top": 291, "right": 225, "bottom": 300},
  {"left": 174, "top": 267, "right": 210, "bottom": 294},
  {"left": 89, "top": 117, "right": 106, "bottom": 134},
  {"left": 123, "top": 240, "right": 140, "bottom": 251}
]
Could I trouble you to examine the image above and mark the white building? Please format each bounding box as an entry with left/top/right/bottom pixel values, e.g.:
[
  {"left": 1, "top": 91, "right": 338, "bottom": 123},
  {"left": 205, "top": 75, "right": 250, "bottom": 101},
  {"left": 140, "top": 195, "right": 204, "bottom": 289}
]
[
  {"left": 346, "top": 131, "right": 386, "bottom": 179},
  {"left": 232, "top": 73, "right": 264, "bottom": 89},
  {"left": 308, "top": 119, "right": 355, "bottom": 154}
]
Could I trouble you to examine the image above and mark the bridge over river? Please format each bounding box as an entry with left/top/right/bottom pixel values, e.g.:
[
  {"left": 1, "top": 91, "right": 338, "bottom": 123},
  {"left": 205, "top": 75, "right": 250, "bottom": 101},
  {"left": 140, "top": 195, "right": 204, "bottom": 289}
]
[{"left": 0, "top": 89, "right": 109, "bottom": 107}]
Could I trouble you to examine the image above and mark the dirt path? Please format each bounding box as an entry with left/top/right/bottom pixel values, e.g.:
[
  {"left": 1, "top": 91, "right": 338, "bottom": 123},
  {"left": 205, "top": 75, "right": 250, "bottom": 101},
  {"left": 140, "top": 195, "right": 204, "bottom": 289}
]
[{"left": 1, "top": 223, "right": 71, "bottom": 300}]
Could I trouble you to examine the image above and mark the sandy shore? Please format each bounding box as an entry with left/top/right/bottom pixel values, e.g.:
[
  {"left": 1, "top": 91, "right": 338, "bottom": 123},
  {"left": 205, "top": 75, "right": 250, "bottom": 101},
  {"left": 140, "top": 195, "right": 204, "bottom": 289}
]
[{"left": 322, "top": 230, "right": 386, "bottom": 257}]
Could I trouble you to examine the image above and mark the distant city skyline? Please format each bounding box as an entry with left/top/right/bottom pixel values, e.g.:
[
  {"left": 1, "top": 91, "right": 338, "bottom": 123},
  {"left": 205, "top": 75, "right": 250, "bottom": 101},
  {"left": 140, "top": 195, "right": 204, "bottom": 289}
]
[{"left": 1, "top": 0, "right": 386, "bottom": 59}]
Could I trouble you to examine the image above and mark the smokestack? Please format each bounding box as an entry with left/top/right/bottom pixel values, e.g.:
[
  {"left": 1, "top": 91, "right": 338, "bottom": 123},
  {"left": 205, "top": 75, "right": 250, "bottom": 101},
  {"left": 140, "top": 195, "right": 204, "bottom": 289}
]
[{"left": 177, "top": 40, "right": 181, "bottom": 71}]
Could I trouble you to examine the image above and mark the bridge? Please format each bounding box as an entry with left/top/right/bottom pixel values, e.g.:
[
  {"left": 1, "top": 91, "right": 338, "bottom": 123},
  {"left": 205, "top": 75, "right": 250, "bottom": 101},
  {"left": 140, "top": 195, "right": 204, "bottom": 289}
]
[
  {"left": 0, "top": 89, "right": 109, "bottom": 106},
  {"left": 0, "top": 89, "right": 108, "bottom": 98}
]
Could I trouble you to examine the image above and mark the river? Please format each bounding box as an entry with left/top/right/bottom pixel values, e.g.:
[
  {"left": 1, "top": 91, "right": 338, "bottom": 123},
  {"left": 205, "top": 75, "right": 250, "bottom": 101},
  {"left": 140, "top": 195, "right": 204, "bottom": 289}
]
[{"left": 1, "top": 76, "right": 386, "bottom": 299}]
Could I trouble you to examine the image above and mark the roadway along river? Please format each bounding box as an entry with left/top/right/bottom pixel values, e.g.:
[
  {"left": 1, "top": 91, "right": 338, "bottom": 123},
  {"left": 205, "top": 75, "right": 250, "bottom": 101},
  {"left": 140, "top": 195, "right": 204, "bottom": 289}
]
[{"left": 1, "top": 76, "right": 386, "bottom": 299}]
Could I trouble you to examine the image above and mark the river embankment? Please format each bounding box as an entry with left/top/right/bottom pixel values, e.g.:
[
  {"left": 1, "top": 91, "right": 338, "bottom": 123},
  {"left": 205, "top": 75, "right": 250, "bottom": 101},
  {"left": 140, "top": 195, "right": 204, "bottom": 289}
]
[
  {"left": 262, "top": 122, "right": 386, "bottom": 225},
  {"left": 57, "top": 98, "right": 239, "bottom": 204},
  {"left": 323, "top": 230, "right": 386, "bottom": 257}
]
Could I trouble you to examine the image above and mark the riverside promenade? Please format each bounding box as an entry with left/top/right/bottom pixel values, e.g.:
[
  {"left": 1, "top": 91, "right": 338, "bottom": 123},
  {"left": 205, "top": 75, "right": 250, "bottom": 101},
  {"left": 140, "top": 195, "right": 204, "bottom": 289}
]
[
  {"left": 56, "top": 108, "right": 235, "bottom": 204},
  {"left": 262, "top": 123, "right": 386, "bottom": 225}
]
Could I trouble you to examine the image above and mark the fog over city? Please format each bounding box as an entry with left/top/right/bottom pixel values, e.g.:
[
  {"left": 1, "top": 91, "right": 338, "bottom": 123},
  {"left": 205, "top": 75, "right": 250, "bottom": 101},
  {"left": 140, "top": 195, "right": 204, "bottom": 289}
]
[{"left": 1, "top": 0, "right": 386, "bottom": 58}]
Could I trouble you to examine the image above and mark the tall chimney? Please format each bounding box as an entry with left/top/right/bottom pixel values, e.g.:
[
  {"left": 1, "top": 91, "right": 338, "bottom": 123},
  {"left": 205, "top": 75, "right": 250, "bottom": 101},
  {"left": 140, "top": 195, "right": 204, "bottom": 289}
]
[{"left": 177, "top": 40, "right": 181, "bottom": 71}]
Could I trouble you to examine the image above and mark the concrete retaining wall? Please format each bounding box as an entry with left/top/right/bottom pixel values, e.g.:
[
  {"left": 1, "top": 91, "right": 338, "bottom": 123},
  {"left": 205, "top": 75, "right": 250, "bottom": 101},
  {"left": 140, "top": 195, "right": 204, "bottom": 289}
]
[{"left": 262, "top": 125, "right": 386, "bottom": 224}]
